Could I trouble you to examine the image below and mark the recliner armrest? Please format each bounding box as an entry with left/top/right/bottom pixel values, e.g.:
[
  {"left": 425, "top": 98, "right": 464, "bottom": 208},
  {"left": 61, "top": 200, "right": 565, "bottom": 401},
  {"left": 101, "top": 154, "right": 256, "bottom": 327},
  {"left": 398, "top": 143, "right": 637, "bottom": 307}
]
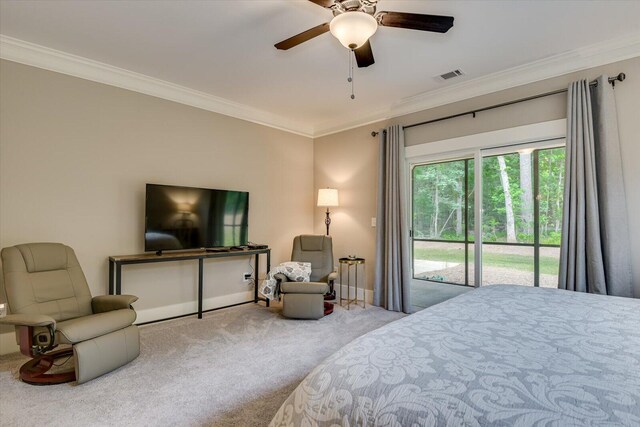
[
  {"left": 0, "top": 313, "right": 56, "bottom": 328},
  {"left": 92, "top": 295, "right": 138, "bottom": 314},
  {"left": 328, "top": 271, "right": 338, "bottom": 283}
]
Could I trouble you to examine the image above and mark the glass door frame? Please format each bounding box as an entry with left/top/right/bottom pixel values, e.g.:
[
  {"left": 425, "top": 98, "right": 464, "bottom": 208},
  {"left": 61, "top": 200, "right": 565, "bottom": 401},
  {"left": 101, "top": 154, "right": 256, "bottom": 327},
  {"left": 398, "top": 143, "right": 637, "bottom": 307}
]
[
  {"left": 411, "top": 157, "right": 474, "bottom": 286},
  {"left": 476, "top": 140, "right": 565, "bottom": 287},
  {"left": 406, "top": 120, "right": 567, "bottom": 288}
]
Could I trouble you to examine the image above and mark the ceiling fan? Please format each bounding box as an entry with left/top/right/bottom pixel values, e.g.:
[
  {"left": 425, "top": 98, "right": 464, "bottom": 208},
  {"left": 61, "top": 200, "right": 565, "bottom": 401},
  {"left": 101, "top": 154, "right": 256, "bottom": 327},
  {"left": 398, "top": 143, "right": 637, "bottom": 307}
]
[{"left": 274, "top": 0, "right": 454, "bottom": 68}]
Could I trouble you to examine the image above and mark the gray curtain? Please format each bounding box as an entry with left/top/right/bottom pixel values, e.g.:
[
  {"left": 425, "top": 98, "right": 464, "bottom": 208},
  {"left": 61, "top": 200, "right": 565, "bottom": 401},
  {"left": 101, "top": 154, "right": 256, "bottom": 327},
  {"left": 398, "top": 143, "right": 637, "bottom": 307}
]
[
  {"left": 374, "top": 125, "right": 412, "bottom": 312},
  {"left": 559, "top": 76, "right": 632, "bottom": 297}
]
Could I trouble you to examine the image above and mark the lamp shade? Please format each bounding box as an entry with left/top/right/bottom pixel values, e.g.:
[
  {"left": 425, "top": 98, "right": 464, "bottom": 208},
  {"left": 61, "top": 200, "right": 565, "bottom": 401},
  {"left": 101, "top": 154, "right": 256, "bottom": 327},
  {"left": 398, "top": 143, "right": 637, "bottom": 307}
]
[
  {"left": 177, "top": 203, "right": 192, "bottom": 213},
  {"left": 317, "top": 188, "right": 339, "bottom": 207},
  {"left": 329, "top": 12, "right": 378, "bottom": 49}
]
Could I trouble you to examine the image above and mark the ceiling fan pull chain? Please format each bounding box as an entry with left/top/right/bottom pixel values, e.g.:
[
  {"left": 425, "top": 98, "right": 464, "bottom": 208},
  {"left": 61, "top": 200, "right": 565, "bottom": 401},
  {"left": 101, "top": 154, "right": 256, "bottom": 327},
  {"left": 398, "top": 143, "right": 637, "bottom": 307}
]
[{"left": 348, "top": 49, "right": 355, "bottom": 100}]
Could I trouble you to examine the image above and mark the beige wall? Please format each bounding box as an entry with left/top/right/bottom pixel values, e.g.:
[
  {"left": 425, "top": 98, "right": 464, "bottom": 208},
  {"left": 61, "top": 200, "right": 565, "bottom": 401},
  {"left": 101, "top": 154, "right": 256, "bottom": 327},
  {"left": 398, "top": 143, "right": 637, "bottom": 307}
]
[
  {"left": 0, "top": 60, "right": 315, "bottom": 348},
  {"left": 314, "top": 56, "right": 640, "bottom": 296},
  {"left": 1, "top": 52, "right": 638, "bottom": 352},
  {"left": 314, "top": 123, "right": 387, "bottom": 295}
]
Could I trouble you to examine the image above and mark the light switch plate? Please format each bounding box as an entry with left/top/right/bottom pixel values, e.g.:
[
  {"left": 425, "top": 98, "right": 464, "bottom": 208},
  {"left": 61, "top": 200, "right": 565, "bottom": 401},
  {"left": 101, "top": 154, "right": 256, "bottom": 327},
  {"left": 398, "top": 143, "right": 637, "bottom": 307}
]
[{"left": 371, "top": 217, "right": 376, "bottom": 227}]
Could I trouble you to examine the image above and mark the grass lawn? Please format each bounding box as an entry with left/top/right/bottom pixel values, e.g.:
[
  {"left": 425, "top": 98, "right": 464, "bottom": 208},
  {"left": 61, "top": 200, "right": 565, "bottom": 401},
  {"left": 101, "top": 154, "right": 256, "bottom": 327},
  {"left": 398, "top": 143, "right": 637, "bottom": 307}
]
[{"left": 414, "top": 247, "right": 559, "bottom": 275}]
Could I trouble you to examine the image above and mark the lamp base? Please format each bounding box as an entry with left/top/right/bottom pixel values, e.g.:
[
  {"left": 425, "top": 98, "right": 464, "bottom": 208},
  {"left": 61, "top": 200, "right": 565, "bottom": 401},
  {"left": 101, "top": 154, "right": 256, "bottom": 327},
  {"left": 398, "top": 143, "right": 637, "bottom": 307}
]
[{"left": 325, "top": 208, "right": 331, "bottom": 236}]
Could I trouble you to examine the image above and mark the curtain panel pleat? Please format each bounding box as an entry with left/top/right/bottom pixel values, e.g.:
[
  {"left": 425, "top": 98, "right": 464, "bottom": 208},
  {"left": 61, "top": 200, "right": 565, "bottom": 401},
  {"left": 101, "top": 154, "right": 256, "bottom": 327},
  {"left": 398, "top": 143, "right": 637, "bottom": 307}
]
[
  {"left": 559, "top": 76, "right": 632, "bottom": 297},
  {"left": 374, "top": 125, "right": 412, "bottom": 313}
]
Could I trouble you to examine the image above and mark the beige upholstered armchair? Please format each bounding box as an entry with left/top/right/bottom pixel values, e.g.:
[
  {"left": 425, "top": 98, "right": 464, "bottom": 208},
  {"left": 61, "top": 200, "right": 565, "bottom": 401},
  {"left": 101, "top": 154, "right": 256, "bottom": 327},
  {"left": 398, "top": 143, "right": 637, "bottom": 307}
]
[
  {"left": 277, "top": 235, "right": 337, "bottom": 319},
  {"left": 0, "top": 243, "right": 140, "bottom": 385}
]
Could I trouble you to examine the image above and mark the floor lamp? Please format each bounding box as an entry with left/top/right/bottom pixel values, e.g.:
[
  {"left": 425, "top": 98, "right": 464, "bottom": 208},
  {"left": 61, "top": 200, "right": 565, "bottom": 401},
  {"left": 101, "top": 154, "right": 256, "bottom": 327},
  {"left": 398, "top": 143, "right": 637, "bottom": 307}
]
[{"left": 317, "top": 188, "right": 339, "bottom": 236}]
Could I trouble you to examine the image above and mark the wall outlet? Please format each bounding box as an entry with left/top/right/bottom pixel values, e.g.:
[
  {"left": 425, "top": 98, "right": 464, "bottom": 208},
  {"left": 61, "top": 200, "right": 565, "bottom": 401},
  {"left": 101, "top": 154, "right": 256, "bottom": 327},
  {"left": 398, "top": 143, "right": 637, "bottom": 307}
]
[{"left": 243, "top": 273, "right": 252, "bottom": 283}]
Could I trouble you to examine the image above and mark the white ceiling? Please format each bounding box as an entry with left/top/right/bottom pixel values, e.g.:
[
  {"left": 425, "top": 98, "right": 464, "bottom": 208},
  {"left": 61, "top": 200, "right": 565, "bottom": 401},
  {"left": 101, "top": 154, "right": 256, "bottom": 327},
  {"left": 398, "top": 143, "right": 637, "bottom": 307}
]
[{"left": 1, "top": 0, "right": 640, "bottom": 137}]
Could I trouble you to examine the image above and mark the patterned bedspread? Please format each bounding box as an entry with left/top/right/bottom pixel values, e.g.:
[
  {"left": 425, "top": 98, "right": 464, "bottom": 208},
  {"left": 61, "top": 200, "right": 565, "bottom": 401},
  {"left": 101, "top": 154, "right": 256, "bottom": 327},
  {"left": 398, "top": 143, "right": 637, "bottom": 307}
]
[{"left": 270, "top": 285, "right": 640, "bottom": 426}]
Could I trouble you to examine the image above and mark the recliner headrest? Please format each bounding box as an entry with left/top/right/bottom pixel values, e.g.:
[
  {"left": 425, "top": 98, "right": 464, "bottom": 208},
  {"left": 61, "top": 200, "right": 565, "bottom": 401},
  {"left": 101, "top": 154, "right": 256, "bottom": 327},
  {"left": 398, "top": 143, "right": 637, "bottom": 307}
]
[
  {"left": 16, "top": 243, "right": 69, "bottom": 273},
  {"left": 299, "top": 235, "right": 326, "bottom": 252}
]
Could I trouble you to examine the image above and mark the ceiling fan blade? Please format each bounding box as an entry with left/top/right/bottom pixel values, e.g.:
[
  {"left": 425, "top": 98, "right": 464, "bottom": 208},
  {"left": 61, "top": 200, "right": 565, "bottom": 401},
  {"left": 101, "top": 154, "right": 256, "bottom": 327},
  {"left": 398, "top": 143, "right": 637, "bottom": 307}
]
[
  {"left": 308, "top": 0, "right": 335, "bottom": 7},
  {"left": 377, "top": 12, "right": 454, "bottom": 33},
  {"left": 274, "top": 23, "right": 330, "bottom": 50},
  {"left": 354, "top": 40, "right": 375, "bottom": 68}
]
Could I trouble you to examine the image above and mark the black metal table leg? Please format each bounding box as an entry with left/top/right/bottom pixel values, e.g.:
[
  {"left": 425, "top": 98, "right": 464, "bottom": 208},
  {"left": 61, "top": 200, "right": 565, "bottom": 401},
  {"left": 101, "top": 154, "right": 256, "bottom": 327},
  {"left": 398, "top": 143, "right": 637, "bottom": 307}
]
[
  {"left": 115, "top": 263, "right": 122, "bottom": 295},
  {"left": 108, "top": 260, "right": 114, "bottom": 295},
  {"left": 198, "top": 258, "right": 204, "bottom": 319},
  {"left": 254, "top": 254, "right": 259, "bottom": 303},
  {"left": 265, "top": 251, "right": 270, "bottom": 307}
]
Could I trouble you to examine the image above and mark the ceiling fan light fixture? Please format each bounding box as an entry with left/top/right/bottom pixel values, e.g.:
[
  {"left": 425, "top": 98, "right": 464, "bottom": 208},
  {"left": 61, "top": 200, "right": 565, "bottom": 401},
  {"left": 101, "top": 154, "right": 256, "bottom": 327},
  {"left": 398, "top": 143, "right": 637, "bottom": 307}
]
[{"left": 329, "top": 11, "right": 378, "bottom": 49}]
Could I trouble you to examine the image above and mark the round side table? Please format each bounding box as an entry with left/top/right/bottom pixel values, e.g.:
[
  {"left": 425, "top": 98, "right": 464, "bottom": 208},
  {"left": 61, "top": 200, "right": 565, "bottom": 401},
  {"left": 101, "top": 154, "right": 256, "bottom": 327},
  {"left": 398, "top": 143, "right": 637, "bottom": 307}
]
[{"left": 338, "top": 257, "right": 365, "bottom": 309}]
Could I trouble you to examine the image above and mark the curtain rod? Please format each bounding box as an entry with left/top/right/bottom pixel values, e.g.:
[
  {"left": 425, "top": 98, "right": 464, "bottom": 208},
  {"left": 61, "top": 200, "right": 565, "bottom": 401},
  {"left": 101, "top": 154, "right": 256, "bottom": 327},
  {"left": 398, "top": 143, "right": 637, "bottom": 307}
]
[{"left": 371, "top": 72, "right": 626, "bottom": 137}]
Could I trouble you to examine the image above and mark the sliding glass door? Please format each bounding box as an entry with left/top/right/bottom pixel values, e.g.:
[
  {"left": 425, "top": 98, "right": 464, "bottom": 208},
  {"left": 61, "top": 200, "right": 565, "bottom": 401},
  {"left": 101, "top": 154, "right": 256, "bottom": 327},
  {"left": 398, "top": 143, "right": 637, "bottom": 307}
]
[
  {"left": 412, "top": 158, "right": 474, "bottom": 286},
  {"left": 411, "top": 144, "right": 565, "bottom": 287},
  {"left": 481, "top": 146, "right": 564, "bottom": 287}
]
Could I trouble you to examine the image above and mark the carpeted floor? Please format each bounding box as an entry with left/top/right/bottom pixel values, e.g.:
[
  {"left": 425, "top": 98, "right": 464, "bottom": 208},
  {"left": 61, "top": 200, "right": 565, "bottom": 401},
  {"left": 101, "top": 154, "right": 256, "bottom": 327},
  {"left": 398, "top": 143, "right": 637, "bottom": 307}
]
[{"left": 0, "top": 302, "right": 404, "bottom": 427}]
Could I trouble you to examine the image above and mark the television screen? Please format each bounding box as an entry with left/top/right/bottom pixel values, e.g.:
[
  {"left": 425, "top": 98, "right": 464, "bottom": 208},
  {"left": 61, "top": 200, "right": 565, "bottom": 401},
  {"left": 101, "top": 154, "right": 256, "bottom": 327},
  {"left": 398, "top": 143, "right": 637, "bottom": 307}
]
[{"left": 145, "top": 184, "right": 249, "bottom": 252}]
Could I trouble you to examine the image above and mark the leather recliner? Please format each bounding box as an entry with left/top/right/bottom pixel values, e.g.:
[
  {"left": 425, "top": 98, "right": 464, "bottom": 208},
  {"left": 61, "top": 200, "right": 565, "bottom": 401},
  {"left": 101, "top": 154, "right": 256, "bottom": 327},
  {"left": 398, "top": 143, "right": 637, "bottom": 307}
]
[
  {"left": 0, "top": 243, "right": 140, "bottom": 385},
  {"left": 276, "top": 235, "right": 337, "bottom": 319}
]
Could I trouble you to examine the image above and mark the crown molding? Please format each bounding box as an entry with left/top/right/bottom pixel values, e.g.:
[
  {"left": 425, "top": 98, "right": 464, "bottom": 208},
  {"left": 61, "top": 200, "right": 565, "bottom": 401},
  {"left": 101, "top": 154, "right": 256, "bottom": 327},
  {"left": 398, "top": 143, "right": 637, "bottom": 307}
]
[
  {"left": 0, "top": 35, "right": 315, "bottom": 138},
  {"left": 313, "top": 32, "right": 640, "bottom": 138},
  {"left": 2, "top": 33, "right": 639, "bottom": 140}
]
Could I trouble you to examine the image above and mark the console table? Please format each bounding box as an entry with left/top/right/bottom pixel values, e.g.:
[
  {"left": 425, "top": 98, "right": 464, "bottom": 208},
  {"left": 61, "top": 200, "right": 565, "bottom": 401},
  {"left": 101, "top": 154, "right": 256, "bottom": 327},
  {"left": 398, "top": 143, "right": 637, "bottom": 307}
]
[{"left": 108, "top": 248, "right": 270, "bottom": 323}]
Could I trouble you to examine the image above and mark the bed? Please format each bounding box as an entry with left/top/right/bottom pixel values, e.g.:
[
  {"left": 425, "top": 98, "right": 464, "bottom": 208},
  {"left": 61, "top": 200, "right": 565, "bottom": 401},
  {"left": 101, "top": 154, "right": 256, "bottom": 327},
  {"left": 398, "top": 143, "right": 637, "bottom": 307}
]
[{"left": 270, "top": 285, "right": 640, "bottom": 426}]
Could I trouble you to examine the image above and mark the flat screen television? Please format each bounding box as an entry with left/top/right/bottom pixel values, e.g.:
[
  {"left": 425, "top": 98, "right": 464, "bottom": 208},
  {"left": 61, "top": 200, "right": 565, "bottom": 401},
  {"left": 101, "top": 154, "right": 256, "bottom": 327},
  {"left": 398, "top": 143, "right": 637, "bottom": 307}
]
[{"left": 145, "top": 184, "right": 249, "bottom": 252}]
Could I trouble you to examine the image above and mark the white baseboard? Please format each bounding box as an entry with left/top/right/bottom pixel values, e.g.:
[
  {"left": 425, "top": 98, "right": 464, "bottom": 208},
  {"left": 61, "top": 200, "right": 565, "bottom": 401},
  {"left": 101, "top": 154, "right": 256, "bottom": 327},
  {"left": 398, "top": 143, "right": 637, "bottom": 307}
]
[
  {"left": 0, "top": 330, "right": 19, "bottom": 356},
  {"left": 0, "top": 291, "right": 255, "bottom": 355},
  {"left": 135, "top": 290, "right": 254, "bottom": 324},
  {"left": 336, "top": 283, "right": 374, "bottom": 305}
]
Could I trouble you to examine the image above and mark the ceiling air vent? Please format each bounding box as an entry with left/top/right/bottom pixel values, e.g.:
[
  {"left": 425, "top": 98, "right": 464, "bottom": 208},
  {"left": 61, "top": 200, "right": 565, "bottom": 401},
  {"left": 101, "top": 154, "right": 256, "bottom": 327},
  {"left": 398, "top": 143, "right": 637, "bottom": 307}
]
[{"left": 438, "top": 69, "right": 464, "bottom": 81}]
